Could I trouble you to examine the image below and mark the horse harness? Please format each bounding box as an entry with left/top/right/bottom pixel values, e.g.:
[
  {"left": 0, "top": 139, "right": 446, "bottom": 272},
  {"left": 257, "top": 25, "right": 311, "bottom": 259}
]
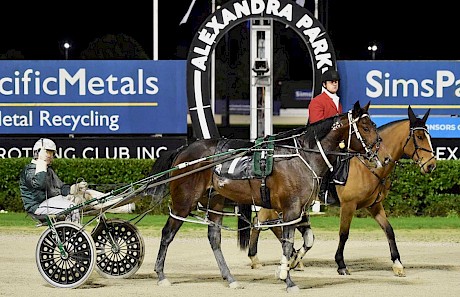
[{"left": 213, "top": 111, "right": 380, "bottom": 211}]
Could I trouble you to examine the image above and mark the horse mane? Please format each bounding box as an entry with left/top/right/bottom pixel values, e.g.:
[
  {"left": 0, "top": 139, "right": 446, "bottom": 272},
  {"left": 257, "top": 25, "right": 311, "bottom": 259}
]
[
  {"left": 378, "top": 119, "right": 407, "bottom": 132},
  {"left": 274, "top": 115, "right": 338, "bottom": 146}
]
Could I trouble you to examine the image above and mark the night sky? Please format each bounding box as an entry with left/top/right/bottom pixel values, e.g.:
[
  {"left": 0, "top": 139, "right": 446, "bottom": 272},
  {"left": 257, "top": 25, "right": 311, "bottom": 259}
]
[{"left": 0, "top": 1, "right": 455, "bottom": 61}]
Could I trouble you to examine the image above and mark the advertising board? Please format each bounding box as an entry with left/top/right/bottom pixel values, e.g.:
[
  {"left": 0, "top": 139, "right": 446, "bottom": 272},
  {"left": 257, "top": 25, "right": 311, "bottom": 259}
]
[
  {"left": 0, "top": 60, "right": 187, "bottom": 134},
  {"left": 0, "top": 137, "right": 187, "bottom": 159},
  {"left": 339, "top": 60, "right": 460, "bottom": 116}
]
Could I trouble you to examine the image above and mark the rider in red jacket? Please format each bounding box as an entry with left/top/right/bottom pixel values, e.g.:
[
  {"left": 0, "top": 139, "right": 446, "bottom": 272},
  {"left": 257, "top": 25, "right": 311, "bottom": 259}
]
[
  {"left": 308, "top": 69, "right": 342, "bottom": 124},
  {"left": 308, "top": 69, "right": 342, "bottom": 205}
]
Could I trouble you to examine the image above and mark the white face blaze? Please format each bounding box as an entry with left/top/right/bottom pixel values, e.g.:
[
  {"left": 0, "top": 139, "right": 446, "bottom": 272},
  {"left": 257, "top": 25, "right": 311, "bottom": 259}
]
[{"left": 425, "top": 130, "right": 435, "bottom": 157}]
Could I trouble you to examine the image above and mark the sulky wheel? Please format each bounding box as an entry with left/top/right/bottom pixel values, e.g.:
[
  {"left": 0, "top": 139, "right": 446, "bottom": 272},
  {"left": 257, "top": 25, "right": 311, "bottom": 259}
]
[
  {"left": 91, "top": 218, "right": 145, "bottom": 279},
  {"left": 35, "top": 221, "right": 96, "bottom": 288}
]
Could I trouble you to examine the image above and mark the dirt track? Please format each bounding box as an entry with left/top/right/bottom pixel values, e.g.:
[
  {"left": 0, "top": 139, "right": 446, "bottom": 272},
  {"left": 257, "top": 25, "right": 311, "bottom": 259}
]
[{"left": 1, "top": 229, "right": 459, "bottom": 296}]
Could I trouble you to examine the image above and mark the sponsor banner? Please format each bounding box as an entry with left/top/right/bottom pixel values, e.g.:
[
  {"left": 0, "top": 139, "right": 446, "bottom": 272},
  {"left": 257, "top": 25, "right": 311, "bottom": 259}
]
[
  {"left": 0, "top": 60, "right": 187, "bottom": 134},
  {"left": 372, "top": 116, "right": 460, "bottom": 138},
  {"left": 338, "top": 61, "right": 460, "bottom": 116},
  {"left": 2, "top": 136, "right": 457, "bottom": 161},
  {"left": 432, "top": 138, "right": 460, "bottom": 160},
  {"left": 280, "top": 80, "right": 313, "bottom": 108},
  {"left": 0, "top": 137, "right": 187, "bottom": 159}
]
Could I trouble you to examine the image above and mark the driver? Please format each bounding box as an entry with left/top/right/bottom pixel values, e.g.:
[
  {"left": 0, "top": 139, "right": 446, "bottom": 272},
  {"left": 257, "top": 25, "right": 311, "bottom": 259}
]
[
  {"left": 20, "top": 138, "right": 81, "bottom": 222},
  {"left": 20, "top": 138, "right": 134, "bottom": 223}
]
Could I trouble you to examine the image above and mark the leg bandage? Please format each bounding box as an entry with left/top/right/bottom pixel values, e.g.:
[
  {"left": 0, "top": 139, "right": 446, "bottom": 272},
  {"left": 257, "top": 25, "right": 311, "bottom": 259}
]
[{"left": 279, "top": 255, "right": 290, "bottom": 280}]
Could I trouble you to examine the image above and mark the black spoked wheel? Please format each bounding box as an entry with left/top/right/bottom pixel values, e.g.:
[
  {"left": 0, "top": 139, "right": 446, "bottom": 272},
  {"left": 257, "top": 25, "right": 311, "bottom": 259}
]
[
  {"left": 36, "top": 221, "right": 96, "bottom": 288},
  {"left": 91, "top": 218, "right": 145, "bottom": 279}
]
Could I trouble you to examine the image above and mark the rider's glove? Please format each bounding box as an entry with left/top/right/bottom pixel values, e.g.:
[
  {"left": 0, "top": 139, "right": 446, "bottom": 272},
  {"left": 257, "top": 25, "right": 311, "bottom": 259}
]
[
  {"left": 37, "top": 147, "right": 48, "bottom": 162},
  {"left": 35, "top": 159, "right": 47, "bottom": 174},
  {"left": 35, "top": 147, "right": 49, "bottom": 174},
  {"left": 70, "top": 181, "right": 88, "bottom": 195}
]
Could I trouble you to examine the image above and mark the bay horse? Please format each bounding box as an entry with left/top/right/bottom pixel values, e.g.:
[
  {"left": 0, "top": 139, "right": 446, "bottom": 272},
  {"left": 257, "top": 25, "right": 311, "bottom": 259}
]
[
  {"left": 146, "top": 101, "right": 381, "bottom": 292},
  {"left": 247, "top": 106, "right": 436, "bottom": 277}
]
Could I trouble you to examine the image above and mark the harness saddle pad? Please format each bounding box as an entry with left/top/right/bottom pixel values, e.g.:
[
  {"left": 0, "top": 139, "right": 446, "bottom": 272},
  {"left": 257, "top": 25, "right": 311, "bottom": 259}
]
[
  {"left": 213, "top": 137, "right": 275, "bottom": 180},
  {"left": 252, "top": 136, "right": 275, "bottom": 177}
]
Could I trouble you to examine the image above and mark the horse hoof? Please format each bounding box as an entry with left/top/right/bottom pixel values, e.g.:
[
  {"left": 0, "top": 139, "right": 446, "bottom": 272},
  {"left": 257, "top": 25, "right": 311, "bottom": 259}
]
[
  {"left": 337, "top": 268, "right": 350, "bottom": 275},
  {"left": 249, "top": 256, "right": 262, "bottom": 269},
  {"left": 392, "top": 260, "right": 406, "bottom": 277},
  {"left": 393, "top": 268, "right": 406, "bottom": 277},
  {"left": 286, "top": 285, "right": 300, "bottom": 293},
  {"left": 229, "top": 281, "right": 243, "bottom": 289},
  {"left": 158, "top": 279, "right": 171, "bottom": 286},
  {"left": 251, "top": 263, "right": 263, "bottom": 269}
]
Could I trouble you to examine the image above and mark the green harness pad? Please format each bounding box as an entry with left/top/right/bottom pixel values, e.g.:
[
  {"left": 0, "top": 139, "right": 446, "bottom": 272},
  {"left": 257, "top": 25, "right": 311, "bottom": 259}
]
[{"left": 253, "top": 136, "right": 275, "bottom": 177}]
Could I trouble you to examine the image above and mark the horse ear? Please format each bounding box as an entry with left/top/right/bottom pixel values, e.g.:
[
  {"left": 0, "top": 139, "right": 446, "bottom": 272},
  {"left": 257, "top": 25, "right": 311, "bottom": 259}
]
[
  {"left": 352, "top": 100, "right": 361, "bottom": 117},
  {"left": 422, "top": 108, "right": 431, "bottom": 125},
  {"left": 408, "top": 105, "right": 416, "bottom": 124},
  {"left": 363, "top": 101, "right": 371, "bottom": 112},
  {"left": 353, "top": 100, "right": 361, "bottom": 111}
]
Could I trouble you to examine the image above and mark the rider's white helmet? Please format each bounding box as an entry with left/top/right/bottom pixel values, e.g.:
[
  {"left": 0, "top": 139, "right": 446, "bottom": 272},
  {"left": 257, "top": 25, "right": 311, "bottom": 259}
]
[{"left": 33, "top": 138, "right": 57, "bottom": 159}]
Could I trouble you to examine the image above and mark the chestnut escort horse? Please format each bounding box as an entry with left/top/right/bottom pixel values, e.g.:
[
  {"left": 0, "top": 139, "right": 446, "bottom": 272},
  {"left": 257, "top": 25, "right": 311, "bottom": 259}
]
[
  {"left": 247, "top": 106, "right": 436, "bottom": 277},
  {"left": 146, "top": 101, "right": 381, "bottom": 292}
]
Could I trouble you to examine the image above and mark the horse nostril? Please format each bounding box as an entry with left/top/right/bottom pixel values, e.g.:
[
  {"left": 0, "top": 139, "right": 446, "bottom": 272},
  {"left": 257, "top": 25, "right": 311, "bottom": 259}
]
[{"left": 425, "top": 164, "right": 435, "bottom": 173}]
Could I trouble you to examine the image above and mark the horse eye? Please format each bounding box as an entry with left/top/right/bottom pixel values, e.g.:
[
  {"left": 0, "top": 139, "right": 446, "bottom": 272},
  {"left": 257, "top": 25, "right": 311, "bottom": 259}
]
[{"left": 417, "top": 135, "right": 423, "bottom": 140}]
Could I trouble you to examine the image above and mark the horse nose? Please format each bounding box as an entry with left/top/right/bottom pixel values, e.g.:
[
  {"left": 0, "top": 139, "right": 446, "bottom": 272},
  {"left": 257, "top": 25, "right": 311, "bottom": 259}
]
[{"left": 422, "top": 163, "right": 436, "bottom": 174}]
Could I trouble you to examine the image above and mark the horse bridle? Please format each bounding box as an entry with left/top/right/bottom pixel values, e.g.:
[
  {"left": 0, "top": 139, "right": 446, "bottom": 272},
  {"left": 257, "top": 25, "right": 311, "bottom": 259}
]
[
  {"left": 403, "top": 126, "right": 436, "bottom": 169},
  {"left": 346, "top": 110, "right": 382, "bottom": 167},
  {"left": 316, "top": 111, "right": 382, "bottom": 171}
]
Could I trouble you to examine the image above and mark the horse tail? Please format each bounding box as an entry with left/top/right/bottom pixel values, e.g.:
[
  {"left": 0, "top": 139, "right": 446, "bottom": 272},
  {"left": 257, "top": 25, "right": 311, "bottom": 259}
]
[
  {"left": 237, "top": 203, "right": 252, "bottom": 250},
  {"left": 146, "top": 148, "right": 183, "bottom": 201}
]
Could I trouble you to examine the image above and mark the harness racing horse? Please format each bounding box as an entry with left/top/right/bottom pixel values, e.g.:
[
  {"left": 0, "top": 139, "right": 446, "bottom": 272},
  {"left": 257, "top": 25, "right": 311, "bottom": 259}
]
[
  {"left": 247, "top": 106, "right": 437, "bottom": 277},
  {"left": 146, "top": 101, "right": 381, "bottom": 293}
]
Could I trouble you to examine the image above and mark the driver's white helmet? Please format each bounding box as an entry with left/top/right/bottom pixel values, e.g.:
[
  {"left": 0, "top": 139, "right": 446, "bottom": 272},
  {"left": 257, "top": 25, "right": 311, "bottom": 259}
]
[{"left": 33, "top": 138, "right": 57, "bottom": 159}]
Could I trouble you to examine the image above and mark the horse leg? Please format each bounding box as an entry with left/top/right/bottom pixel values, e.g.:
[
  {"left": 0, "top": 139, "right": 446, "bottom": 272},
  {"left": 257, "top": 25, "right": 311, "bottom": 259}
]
[
  {"left": 335, "top": 203, "right": 355, "bottom": 275},
  {"left": 290, "top": 214, "right": 314, "bottom": 271},
  {"left": 248, "top": 225, "right": 263, "bottom": 269},
  {"left": 248, "top": 209, "right": 280, "bottom": 269},
  {"left": 278, "top": 224, "right": 299, "bottom": 293},
  {"left": 155, "top": 216, "right": 184, "bottom": 286},
  {"left": 207, "top": 212, "right": 242, "bottom": 288},
  {"left": 368, "top": 202, "right": 405, "bottom": 277}
]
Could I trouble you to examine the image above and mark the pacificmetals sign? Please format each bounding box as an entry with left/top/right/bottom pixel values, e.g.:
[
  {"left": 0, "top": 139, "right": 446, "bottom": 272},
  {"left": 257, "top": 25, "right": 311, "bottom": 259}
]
[{"left": 0, "top": 60, "right": 187, "bottom": 134}]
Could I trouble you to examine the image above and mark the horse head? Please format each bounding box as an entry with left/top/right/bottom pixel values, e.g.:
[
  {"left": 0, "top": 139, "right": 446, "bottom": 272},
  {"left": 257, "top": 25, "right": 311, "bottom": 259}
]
[
  {"left": 405, "top": 106, "right": 437, "bottom": 173},
  {"left": 342, "top": 101, "right": 382, "bottom": 166}
]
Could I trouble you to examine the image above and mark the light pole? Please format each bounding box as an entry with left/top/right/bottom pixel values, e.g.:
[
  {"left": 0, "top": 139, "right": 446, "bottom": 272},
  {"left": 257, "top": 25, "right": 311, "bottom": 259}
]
[
  {"left": 367, "top": 44, "right": 377, "bottom": 60},
  {"left": 63, "top": 42, "right": 71, "bottom": 60}
]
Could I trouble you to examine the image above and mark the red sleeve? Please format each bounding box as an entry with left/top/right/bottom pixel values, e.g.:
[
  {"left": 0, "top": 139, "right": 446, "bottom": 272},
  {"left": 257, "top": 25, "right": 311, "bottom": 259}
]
[{"left": 308, "top": 98, "right": 324, "bottom": 124}]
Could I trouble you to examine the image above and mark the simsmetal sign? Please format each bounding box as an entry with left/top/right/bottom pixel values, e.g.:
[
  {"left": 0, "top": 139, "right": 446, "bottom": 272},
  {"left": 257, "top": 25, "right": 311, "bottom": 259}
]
[
  {"left": 338, "top": 60, "right": 460, "bottom": 116},
  {"left": 0, "top": 60, "right": 187, "bottom": 134}
]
